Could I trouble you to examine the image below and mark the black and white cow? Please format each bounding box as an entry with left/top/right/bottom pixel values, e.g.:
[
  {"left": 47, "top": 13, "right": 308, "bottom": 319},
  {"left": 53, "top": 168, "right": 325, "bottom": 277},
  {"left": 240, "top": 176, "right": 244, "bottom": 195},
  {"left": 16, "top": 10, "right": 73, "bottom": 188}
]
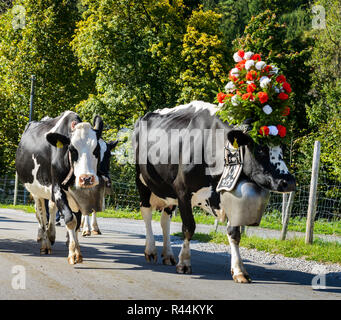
[
  {"left": 133, "top": 100, "right": 296, "bottom": 283},
  {"left": 80, "top": 138, "right": 118, "bottom": 236},
  {"left": 16, "top": 111, "right": 106, "bottom": 264}
]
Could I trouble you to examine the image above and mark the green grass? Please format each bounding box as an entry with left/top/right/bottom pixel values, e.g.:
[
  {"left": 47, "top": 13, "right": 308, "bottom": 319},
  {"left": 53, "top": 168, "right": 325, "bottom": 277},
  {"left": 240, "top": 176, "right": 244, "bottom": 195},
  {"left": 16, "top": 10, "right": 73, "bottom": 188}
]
[
  {"left": 173, "top": 231, "right": 341, "bottom": 265},
  {"left": 0, "top": 203, "right": 35, "bottom": 213},
  {"left": 261, "top": 211, "right": 341, "bottom": 236}
]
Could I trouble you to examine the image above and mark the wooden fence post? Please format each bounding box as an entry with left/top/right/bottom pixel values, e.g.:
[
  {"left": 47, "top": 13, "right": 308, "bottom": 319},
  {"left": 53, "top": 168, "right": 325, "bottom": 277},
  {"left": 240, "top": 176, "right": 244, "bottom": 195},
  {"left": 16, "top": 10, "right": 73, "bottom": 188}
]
[
  {"left": 13, "top": 174, "right": 19, "bottom": 205},
  {"left": 280, "top": 191, "right": 295, "bottom": 240},
  {"left": 305, "top": 141, "right": 321, "bottom": 244}
]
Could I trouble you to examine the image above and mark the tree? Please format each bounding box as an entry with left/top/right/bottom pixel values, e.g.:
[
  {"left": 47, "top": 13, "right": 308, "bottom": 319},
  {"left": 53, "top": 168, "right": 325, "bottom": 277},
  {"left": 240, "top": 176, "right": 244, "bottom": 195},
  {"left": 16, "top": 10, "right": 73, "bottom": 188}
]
[
  {"left": 71, "top": 0, "right": 189, "bottom": 133},
  {"left": 176, "top": 6, "right": 229, "bottom": 103},
  {"left": 0, "top": 0, "right": 94, "bottom": 174},
  {"left": 297, "top": 0, "right": 341, "bottom": 180}
]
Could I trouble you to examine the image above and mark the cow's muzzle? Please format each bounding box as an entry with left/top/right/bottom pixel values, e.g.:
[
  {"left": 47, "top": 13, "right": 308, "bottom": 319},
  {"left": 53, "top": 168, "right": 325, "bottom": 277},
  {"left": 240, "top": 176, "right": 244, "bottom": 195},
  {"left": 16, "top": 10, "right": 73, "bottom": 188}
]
[
  {"left": 79, "top": 174, "right": 97, "bottom": 188},
  {"left": 277, "top": 178, "right": 296, "bottom": 193}
]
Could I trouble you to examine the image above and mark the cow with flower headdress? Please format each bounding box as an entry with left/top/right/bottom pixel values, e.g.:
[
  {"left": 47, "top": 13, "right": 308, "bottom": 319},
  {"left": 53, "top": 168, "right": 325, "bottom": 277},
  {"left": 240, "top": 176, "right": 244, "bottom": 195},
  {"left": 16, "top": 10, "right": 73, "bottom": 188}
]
[{"left": 133, "top": 49, "right": 296, "bottom": 283}]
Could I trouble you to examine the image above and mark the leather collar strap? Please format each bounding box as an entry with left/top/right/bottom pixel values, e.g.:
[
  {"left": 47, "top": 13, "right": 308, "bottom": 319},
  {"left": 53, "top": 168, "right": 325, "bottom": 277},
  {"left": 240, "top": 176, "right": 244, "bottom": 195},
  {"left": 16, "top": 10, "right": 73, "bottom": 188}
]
[{"left": 61, "top": 151, "right": 74, "bottom": 186}]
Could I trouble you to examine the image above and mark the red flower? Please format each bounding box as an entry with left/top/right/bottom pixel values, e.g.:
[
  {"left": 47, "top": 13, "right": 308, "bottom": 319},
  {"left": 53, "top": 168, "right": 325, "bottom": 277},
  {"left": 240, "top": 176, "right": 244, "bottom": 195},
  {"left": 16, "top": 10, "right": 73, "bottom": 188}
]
[
  {"left": 277, "top": 125, "right": 287, "bottom": 138},
  {"left": 238, "top": 49, "right": 245, "bottom": 58},
  {"left": 282, "top": 82, "right": 292, "bottom": 93},
  {"left": 259, "top": 126, "right": 269, "bottom": 136},
  {"left": 278, "top": 92, "right": 289, "bottom": 100},
  {"left": 217, "top": 92, "right": 227, "bottom": 104},
  {"left": 276, "top": 75, "right": 286, "bottom": 83},
  {"left": 236, "top": 60, "right": 246, "bottom": 70},
  {"left": 246, "top": 70, "right": 257, "bottom": 81},
  {"left": 229, "top": 75, "right": 238, "bottom": 82},
  {"left": 282, "top": 106, "right": 290, "bottom": 116},
  {"left": 251, "top": 54, "right": 261, "bottom": 61},
  {"left": 264, "top": 65, "right": 272, "bottom": 73},
  {"left": 242, "top": 92, "right": 255, "bottom": 101},
  {"left": 257, "top": 92, "right": 268, "bottom": 104},
  {"left": 247, "top": 83, "right": 256, "bottom": 93}
]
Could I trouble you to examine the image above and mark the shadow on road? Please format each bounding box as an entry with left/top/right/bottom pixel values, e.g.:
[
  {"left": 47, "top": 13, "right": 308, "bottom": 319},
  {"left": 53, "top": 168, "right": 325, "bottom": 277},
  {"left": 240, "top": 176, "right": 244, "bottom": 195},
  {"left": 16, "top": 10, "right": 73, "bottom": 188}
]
[{"left": 0, "top": 227, "right": 340, "bottom": 295}]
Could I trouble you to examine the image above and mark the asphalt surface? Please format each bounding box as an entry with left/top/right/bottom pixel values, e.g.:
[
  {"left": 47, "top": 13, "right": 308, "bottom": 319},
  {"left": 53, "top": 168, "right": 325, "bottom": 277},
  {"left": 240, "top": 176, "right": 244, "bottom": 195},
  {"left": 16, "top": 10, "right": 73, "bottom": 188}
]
[{"left": 0, "top": 208, "right": 340, "bottom": 300}]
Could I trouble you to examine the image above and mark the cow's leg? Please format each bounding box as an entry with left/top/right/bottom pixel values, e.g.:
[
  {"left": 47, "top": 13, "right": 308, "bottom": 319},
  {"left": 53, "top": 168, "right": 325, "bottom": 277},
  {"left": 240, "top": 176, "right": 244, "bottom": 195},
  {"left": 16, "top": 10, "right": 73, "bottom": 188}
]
[
  {"left": 227, "top": 222, "right": 251, "bottom": 283},
  {"left": 54, "top": 187, "right": 82, "bottom": 264},
  {"left": 176, "top": 197, "right": 195, "bottom": 274},
  {"left": 65, "top": 210, "right": 83, "bottom": 264},
  {"left": 34, "top": 198, "right": 52, "bottom": 254},
  {"left": 160, "top": 210, "right": 176, "bottom": 265},
  {"left": 136, "top": 171, "right": 156, "bottom": 263},
  {"left": 47, "top": 200, "right": 56, "bottom": 245},
  {"left": 91, "top": 211, "right": 101, "bottom": 235},
  {"left": 141, "top": 206, "right": 157, "bottom": 263},
  {"left": 81, "top": 214, "right": 91, "bottom": 236}
]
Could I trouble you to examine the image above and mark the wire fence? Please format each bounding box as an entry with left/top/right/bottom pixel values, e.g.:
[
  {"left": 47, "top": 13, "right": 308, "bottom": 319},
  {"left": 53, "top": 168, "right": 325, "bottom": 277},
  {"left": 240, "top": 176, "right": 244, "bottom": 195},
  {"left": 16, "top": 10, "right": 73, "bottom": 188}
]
[{"left": 1, "top": 168, "right": 340, "bottom": 221}]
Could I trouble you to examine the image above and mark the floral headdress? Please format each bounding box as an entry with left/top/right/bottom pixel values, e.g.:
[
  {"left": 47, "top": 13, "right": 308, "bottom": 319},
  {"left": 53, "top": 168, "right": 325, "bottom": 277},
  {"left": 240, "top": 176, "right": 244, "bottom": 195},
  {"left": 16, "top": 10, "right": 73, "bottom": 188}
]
[{"left": 216, "top": 49, "right": 292, "bottom": 146}]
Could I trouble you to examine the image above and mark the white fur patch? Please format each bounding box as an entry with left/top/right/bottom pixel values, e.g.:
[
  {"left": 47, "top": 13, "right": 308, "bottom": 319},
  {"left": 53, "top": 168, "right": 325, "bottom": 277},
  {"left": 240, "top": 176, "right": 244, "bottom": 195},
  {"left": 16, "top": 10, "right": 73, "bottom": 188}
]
[
  {"left": 71, "top": 122, "right": 99, "bottom": 187},
  {"left": 191, "top": 186, "right": 214, "bottom": 214},
  {"left": 155, "top": 101, "right": 218, "bottom": 117},
  {"left": 98, "top": 139, "right": 107, "bottom": 162},
  {"left": 45, "top": 111, "right": 73, "bottom": 135},
  {"left": 269, "top": 146, "right": 289, "bottom": 174},
  {"left": 24, "top": 155, "right": 52, "bottom": 199}
]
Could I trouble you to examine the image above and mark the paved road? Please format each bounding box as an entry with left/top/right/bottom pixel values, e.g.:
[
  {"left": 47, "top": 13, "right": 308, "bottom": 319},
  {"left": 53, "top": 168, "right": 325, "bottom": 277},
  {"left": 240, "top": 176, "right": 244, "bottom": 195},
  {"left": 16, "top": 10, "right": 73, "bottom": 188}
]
[{"left": 0, "top": 208, "right": 340, "bottom": 300}]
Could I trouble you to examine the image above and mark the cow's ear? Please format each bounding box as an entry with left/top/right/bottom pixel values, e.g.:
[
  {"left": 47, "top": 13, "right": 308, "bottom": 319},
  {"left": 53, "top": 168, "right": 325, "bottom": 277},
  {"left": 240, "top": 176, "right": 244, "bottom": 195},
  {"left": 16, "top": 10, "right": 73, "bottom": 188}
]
[
  {"left": 46, "top": 132, "right": 70, "bottom": 148},
  {"left": 93, "top": 115, "right": 104, "bottom": 139},
  {"left": 107, "top": 140, "right": 118, "bottom": 151},
  {"left": 227, "top": 130, "right": 253, "bottom": 147}
]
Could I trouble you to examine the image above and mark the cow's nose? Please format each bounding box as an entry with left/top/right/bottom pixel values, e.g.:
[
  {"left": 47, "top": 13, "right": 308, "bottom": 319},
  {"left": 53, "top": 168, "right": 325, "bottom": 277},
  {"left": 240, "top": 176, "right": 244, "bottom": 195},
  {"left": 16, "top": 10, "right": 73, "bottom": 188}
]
[
  {"left": 79, "top": 174, "right": 95, "bottom": 187},
  {"left": 278, "top": 179, "right": 296, "bottom": 193}
]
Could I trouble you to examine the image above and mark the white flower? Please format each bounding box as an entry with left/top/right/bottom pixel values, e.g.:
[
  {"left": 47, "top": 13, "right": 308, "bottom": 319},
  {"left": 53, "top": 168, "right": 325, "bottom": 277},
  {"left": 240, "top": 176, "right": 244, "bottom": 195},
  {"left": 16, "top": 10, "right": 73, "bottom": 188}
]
[
  {"left": 273, "top": 85, "right": 280, "bottom": 93},
  {"left": 245, "top": 60, "right": 255, "bottom": 70},
  {"left": 233, "top": 52, "right": 243, "bottom": 63},
  {"left": 269, "top": 65, "right": 279, "bottom": 75},
  {"left": 262, "top": 104, "right": 273, "bottom": 115},
  {"left": 255, "top": 61, "right": 266, "bottom": 70},
  {"left": 224, "top": 81, "right": 235, "bottom": 91},
  {"left": 230, "top": 68, "right": 240, "bottom": 77},
  {"left": 268, "top": 125, "right": 279, "bottom": 136},
  {"left": 244, "top": 51, "right": 254, "bottom": 60},
  {"left": 231, "top": 94, "right": 240, "bottom": 106},
  {"left": 246, "top": 80, "right": 254, "bottom": 84},
  {"left": 260, "top": 76, "right": 271, "bottom": 88}
]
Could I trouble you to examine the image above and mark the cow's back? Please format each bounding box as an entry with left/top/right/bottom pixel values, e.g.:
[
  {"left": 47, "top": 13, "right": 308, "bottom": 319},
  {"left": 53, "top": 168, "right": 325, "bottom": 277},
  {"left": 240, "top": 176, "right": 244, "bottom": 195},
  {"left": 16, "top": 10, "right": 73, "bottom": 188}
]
[{"left": 134, "top": 101, "right": 230, "bottom": 197}]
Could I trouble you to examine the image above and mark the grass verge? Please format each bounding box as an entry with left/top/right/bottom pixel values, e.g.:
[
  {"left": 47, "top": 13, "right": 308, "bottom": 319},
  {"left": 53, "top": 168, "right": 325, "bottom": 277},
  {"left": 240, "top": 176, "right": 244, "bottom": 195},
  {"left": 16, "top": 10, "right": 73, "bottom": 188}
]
[{"left": 173, "top": 231, "right": 341, "bottom": 265}]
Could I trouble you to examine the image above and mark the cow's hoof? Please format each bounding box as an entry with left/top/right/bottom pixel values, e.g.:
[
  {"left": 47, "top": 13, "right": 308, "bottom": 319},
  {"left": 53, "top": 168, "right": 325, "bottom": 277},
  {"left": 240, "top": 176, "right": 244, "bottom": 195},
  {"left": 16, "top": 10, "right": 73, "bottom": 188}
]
[
  {"left": 91, "top": 230, "right": 101, "bottom": 235},
  {"left": 82, "top": 230, "right": 91, "bottom": 237},
  {"left": 162, "top": 254, "right": 176, "bottom": 266},
  {"left": 176, "top": 264, "right": 192, "bottom": 274},
  {"left": 144, "top": 252, "right": 157, "bottom": 263},
  {"left": 232, "top": 273, "right": 252, "bottom": 283},
  {"left": 76, "top": 254, "right": 83, "bottom": 263},
  {"left": 40, "top": 248, "right": 51, "bottom": 255},
  {"left": 68, "top": 255, "right": 76, "bottom": 265}
]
